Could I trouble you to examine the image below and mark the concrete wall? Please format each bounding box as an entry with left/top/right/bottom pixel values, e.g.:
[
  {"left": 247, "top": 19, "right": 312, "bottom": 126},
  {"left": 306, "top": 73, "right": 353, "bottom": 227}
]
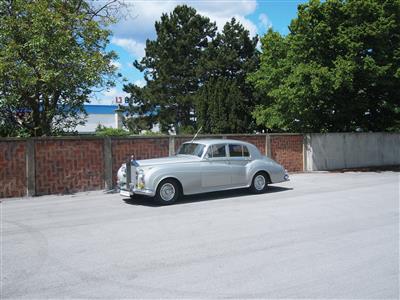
[{"left": 305, "top": 133, "right": 400, "bottom": 171}]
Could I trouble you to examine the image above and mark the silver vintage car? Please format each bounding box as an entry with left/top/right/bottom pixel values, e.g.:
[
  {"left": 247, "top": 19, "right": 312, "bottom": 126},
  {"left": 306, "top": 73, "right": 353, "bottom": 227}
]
[{"left": 117, "top": 139, "right": 289, "bottom": 204}]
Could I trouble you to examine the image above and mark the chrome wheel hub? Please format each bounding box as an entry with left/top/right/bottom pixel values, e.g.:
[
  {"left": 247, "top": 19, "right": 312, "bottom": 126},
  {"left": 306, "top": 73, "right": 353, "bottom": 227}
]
[
  {"left": 160, "top": 183, "right": 175, "bottom": 201},
  {"left": 254, "top": 175, "right": 266, "bottom": 191}
]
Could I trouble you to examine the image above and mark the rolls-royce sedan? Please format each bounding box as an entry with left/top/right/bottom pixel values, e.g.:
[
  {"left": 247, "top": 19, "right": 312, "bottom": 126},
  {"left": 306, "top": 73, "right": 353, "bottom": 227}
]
[{"left": 117, "top": 139, "right": 289, "bottom": 204}]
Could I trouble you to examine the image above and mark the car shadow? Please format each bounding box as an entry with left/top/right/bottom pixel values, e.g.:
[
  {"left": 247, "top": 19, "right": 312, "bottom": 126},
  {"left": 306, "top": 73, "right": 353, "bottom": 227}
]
[{"left": 122, "top": 186, "right": 293, "bottom": 207}]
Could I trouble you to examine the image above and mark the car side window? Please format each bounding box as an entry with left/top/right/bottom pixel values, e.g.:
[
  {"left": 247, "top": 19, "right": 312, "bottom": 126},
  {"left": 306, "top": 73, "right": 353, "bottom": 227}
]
[
  {"left": 228, "top": 144, "right": 251, "bottom": 157},
  {"left": 210, "top": 144, "right": 226, "bottom": 158},
  {"left": 243, "top": 146, "right": 250, "bottom": 157},
  {"left": 229, "top": 144, "right": 242, "bottom": 157}
]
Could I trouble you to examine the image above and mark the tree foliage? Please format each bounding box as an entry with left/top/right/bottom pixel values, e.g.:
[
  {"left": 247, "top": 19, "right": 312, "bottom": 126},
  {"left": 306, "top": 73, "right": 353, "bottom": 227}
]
[
  {"left": 0, "top": 0, "right": 120, "bottom": 137},
  {"left": 95, "top": 125, "right": 130, "bottom": 136},
  {"left": 196, "top": 77, "right": 248, "bottom": 133},
  {"left": 124, "top": 5, "right": 216, "bottom": 134},
  {"left": 196, "top": 18, "right": 259, "bottom": 133},
  {"left": 249, "top": 0, "right": 400, "bottom": 132}
]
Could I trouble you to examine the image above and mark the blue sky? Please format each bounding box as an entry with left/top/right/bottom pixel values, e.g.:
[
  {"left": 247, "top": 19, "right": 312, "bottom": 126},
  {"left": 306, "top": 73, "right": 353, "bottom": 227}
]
[{"left": 93, "top": 0, "right": 307, "bottom": 105}]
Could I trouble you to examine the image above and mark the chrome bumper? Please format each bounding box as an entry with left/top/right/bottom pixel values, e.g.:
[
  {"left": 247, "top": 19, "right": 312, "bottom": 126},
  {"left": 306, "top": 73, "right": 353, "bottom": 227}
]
[{"left": 119, "top": 187, "right": 155, "bottom": 197}]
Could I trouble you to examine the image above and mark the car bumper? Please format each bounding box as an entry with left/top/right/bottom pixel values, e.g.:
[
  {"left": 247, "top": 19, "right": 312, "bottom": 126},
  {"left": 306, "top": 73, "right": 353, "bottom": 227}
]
[{"left": 119, "top": 187, "right": 155, "bottom": 197}]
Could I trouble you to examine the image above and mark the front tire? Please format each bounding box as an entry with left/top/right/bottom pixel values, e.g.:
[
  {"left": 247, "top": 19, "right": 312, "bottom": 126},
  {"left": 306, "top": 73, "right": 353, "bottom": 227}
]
[
  {"left": 250, "top": 172, "right": 268, "bottom": 194},
  {"left": 154, "top": 179, "right": 181, "bottom": 205}
]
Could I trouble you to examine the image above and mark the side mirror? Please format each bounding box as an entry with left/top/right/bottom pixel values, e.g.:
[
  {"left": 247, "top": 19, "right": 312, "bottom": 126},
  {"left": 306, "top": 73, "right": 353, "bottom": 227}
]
[{"left": 204, "top": 153, "right": 210, "bottom": 160}]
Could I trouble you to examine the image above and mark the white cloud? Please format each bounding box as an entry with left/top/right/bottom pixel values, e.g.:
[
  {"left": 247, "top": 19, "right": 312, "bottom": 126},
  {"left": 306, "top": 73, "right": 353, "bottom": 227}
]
[
  {"left": 111, "top": 37, "right": 146, "bottom": 58},
  {"left": 134, "top": 79, "right": 146, "bottom": 88},
  {"left": 258, "top": 13, "right": 272, "bottom": 30},
  {"left": 209, "top": 14, "right": 258, "bottom": 37},
  {"left": 92, "top": 87, "right": 129, "bottom": 105},
  {"left": 111, "top": 0, "right": 259, "bottom": 59},
  {"left": 111, "top": 60, "right": 122, "bottom": 69},
  {"left": 103, "top": 87, "right": 120, "bottom": 98}
]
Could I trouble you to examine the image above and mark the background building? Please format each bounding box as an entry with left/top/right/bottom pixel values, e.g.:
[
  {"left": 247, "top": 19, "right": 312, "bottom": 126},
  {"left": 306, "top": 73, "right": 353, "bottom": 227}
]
[{"left": 76, "top": 105, "right": 122, "bottom": 133}]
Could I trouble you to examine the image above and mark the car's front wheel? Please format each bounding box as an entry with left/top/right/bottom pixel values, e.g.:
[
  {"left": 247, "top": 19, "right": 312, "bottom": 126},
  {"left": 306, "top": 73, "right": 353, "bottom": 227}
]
[
  {"left": 250, "top": 172, "right": 268, "bottom": 194},
  {"left": 154, "top": 179, "right": 181, "bottom": 205}
]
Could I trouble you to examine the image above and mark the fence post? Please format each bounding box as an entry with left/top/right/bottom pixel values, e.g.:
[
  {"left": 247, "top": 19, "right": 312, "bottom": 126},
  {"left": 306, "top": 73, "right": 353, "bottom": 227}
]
[
  {"left": 265, "top": 134, "right": 272, "bottom": 157},
  {"left": 103, "top": 137, "right": 113, "bottom": 190},
  {"left": 26, "top": 139, "right": 36, "bottom": 197},
  {"left": 303, "top": 134, "right": 310, "bottom": 171},
  {"left": 169, "top": 136, "right": 175, "bottom": 156}
]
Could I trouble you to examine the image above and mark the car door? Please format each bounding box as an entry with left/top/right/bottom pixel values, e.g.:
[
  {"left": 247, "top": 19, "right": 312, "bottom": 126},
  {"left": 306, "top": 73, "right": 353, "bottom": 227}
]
[
  {"left": 201, "top": 144, "right": 232, "bottom": 189},
  {"left": 228, "top": 144, "right": 251, "bottom": 186}
]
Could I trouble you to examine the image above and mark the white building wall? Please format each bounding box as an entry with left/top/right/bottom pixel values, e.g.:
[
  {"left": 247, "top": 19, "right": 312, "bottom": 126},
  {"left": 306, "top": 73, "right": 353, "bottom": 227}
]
[{"left": 75, "top": 114, "right": 116, "bottom": 133}]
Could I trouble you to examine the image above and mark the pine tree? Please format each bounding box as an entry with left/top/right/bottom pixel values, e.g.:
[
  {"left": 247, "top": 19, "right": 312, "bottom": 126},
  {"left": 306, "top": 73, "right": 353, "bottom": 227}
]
[
  {"left": 123, "top": 5, "right": 216, "bottom": 134},
  {"left": 195, "top": 18, "right": 259, "bottom": 133},
  {"left": 197, "top": 77, "right": 248, "bottom": 134}
]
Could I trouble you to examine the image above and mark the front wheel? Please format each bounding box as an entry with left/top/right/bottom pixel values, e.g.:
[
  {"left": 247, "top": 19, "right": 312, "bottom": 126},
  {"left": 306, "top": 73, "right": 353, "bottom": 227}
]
[
  {"left": 154, "top": 179, "right": 181, "bottom": 205},
  {"left": 250, "top": 172, "right": 268, "bottom": 194}
]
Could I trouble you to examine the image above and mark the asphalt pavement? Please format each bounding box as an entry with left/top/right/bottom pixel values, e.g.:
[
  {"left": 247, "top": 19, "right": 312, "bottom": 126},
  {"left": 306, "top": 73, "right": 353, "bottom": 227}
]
[{"left": 2, "top": 172, "right": 399, "bottom": 299}]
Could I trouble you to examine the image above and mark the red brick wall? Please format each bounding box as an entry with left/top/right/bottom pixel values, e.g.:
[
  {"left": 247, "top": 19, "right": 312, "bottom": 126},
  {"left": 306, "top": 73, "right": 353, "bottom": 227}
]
[
  {"left": 0, "top": 134, "right": 305, "bottom": 198},
  {"left": 174, "top": 135, "right": 266, "bottom": 156},
  {"left": 0, "top": 141, "right": 26, "bottom": 198},
  {"left": 270, "top": 135, "right": 303, "bottom": 172},
  {"left": 35, "top": 139, "right": 104, "bottom": 195},
  {"left": 174, "top": 135, "right": 223, "bottom": 152},
  {"left": 228, "top": 135, "right": 266, "bottom": 155},
  {"left": 112, "top": 137, "right": 169, "bottom": 183}
]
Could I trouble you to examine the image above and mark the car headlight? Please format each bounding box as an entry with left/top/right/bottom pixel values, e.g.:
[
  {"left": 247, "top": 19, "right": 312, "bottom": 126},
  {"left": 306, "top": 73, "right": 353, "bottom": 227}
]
[{"left": 136, "top": 169, "right": 145, "bottom": 189}]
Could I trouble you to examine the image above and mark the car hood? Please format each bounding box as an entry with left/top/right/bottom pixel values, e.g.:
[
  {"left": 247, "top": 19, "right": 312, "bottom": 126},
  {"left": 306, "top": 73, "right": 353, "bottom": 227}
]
[{"left": 136, "top": 155, "right": 199, "bottom": 167}]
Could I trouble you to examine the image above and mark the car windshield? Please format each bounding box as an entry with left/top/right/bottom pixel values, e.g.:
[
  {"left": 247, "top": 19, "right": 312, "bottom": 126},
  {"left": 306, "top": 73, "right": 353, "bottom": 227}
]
[{"left": 177, "top": 143, "right": 205, "bottom": 157}]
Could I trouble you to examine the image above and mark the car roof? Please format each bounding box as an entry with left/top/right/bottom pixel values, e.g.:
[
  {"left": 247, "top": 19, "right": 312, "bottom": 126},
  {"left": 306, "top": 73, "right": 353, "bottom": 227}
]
[{"left": 184, "top": 139, "right": 253, "bottom": 147}]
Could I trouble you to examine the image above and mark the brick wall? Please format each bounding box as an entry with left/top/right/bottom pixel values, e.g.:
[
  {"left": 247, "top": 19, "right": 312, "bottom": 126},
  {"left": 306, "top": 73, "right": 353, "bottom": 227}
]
[
  {"left": 174, "top": 135, "right": 223, "bottom": 152},
  {"left": 173, "top": 135, "right": 266, "bottom": 154},
  {"left": 0, "top": 141, "right": 26, "bottom": 198},
  {"left": 112, "top": 137, "right": 169, "bottom": 184},
  {"left": 228, "top": 135, "right": 266, "bottom": 155},
  {"left": 35, "top": 139, "right": 104, "bottom": 195},
  {"left": 270, "top": 135, "right": 303, "bottom": 172},
  {"left": 0, "top": 134, "right": 305, "bottom": 198}
]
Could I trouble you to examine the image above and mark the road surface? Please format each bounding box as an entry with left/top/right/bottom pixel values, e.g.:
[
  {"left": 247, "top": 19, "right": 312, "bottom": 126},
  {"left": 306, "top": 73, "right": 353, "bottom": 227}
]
[{"left": 2, "top": 172, "right": 399, "bottom": 298}]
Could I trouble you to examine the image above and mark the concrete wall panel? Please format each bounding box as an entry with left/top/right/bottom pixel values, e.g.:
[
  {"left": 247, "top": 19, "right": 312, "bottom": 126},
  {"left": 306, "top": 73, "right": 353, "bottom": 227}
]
[{"left": 307, "top": 133, "right": 400, "bottom": 171}]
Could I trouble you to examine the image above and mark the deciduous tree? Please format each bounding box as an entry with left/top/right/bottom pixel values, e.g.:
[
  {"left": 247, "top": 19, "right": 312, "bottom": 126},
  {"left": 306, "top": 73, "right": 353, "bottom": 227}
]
[
  {"left": 0, "top": 0, "right": 120, "bottom": 136},
  {"left": 249, "top": 0, "right": 400, "bottom": 132}
]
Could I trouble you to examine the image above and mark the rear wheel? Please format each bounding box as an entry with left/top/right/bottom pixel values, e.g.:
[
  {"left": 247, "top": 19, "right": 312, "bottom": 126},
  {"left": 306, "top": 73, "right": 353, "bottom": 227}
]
[
  {"left": 250, "top": 172, "right": 268, "bottom": 194},
  {"left": 154, "top": 179, "right": 181, "bottom": 205}
]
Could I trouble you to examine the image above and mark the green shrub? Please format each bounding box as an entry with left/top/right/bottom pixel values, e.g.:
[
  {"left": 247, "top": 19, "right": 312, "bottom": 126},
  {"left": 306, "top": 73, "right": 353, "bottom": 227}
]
[{"left": 95, "top": 125, "right": 130, "bottom": 137}]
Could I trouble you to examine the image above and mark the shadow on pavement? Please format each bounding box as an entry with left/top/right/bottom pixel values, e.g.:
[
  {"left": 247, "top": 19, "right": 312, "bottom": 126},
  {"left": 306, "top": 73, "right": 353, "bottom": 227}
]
[{"left": 122, "top": 186, "right": 293, "bottom": 207}]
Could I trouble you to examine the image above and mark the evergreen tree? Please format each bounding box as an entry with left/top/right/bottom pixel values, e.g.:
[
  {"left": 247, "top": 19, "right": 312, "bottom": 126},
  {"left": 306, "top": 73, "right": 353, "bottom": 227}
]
[
  {"left": 196, "top": 77, "right": 247, "bottom": 133},
  {"left": 124, "top": 5, "right": 216, "bottom": 134},
  {"left": 196, "top": 18, "right": 259, "bottom": 133}
]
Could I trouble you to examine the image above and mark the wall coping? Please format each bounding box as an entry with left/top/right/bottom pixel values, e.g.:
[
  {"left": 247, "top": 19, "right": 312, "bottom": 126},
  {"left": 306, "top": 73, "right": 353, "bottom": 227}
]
[
  {"left": 3, "top": 132, "right": 399, "bottom": 142},
  {"left": 0, "top": 133, "right": 310, "bottom": 142}
]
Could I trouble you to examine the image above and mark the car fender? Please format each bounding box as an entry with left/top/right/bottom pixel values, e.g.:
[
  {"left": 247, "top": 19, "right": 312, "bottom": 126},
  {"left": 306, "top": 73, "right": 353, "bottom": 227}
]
[
  {"left": 245, "top": 157, "right": 286, "bottom": 185},
  {"left": 145, "top": 162, "right": 202, "bottom": 195}
]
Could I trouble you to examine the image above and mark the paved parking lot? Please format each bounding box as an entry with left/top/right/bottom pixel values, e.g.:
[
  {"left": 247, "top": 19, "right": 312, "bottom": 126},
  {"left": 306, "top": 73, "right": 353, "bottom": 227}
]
[{"left": 2, "top": 172, "right": 399, "bottom": 298}]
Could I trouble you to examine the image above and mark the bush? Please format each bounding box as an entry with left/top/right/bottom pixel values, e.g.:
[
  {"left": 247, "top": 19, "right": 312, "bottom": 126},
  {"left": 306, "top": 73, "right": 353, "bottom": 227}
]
[{"left": 95, "top": 125, "right": 130, "bottom": 137}]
